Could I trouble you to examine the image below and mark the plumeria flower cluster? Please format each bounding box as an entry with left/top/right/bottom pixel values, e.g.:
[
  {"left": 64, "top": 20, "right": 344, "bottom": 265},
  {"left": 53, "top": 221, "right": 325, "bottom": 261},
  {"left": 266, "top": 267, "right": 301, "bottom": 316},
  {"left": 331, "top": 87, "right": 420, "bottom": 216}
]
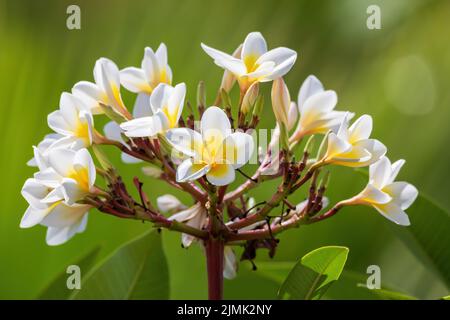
[{"left": 21, "top": 32, "right": 417, "bottom": 299}]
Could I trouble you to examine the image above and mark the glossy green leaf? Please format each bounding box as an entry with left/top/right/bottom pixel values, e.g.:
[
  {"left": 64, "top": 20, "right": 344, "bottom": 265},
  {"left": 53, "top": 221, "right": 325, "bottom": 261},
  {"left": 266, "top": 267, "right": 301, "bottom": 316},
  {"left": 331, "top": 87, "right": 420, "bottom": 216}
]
[
  {"left": 71, "top": 230, "right": 169, "bottom": 300},
  {"left": 38, "top": 246, "right": 100, "bottom": 299},
  {"left": 278, "top": 246, "right": 349, "bottom": 300},
  {"left": 388, "top": 195, "right": 450, "bottom": 288}
]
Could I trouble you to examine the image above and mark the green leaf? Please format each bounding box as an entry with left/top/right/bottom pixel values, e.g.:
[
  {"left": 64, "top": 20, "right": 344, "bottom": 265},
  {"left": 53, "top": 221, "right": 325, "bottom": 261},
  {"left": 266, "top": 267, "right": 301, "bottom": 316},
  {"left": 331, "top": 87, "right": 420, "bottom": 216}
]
[
  {"left": 388, "top": 195, "right": 450, "bottom": 288},
  {"left": 278, "top": 246, "right": 349, "bottom": 300},
  {"left": 70, "top": 230, "right": 169, "bottom": 300},
  {"left": 38, "top": 246, "right": 101, "bottom": 299},
  {"left": 356, "top": 284, "right": 418, "bottom": 300}
]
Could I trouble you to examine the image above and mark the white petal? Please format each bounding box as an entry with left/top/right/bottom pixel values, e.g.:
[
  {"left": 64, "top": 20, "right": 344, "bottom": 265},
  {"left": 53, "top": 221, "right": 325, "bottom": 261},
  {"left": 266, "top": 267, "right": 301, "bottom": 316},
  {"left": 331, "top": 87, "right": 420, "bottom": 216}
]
[
  {"left": 41, "top": 203, "right": 90, "bottom": 228},
  {"left": 41, "top": 187, "right": 65, "bottom": 203},
  {"left": 176, "top": 159, "right": 209, "bottom": 183},
  {"left": 214, "top": 57, "right": 247, "bottom": 77},
  {"left": 221, "top": 132, "right": 254, "bottom": 169},
  {"left": 73, "top": 148, "right": 96, "bottom": 188},
  {"left": 133, "top": 93, "right": 152, "bottom": 118},
  {"left": 72, "top": 81, "right": 103, "bottom": 114},
  {"left": 302, "top": 90, "right": 337, "bottom": 115},
  {"left": 169, "top": 203, "right": 202, "bottom": 222},
  {"left": 201, "top": 106, "right": 231, "bottom": 142},
  {"left": 353, "top": 139, "right": 387, "bottom": 167},
  {"left": 21, "top": 178, "right": 50, "bottom": 209},
  {"left": 150, "top": 83, "right": 174, "bottom": 113},
  {"left": 349, "top": 115, "right": 372, "bottom": 142},
  {"left": 369, "top": 156, "right": 392, "bottom": 189},
  {"left": 373, "top": 202, "right": 410, "bottom": 226},
  {"left": 167, "top": 83, "right": 186, "bottom": 126},
  {"left": 120, "top": 111, "right": 169, "bottom": 137},
  {"left": 104, "top": 121, "right": 127, "bottom": 146},
  {"left": 166, "top": 128, "right": 204, "bottom": 158},
  {"left": 97, "top": 58, "right": 120, "bottom": 91},
  {"left": 242, "top": 32, "right": 267, "bottom": 60},
  {"left": 34, "top": 167, "right": 62, "bottom": 188},
  {"left": 157, "top": 194, "right": 186, "bottom": 213},
  {"left": 223, "top": 247, "right": 238, "bottom": 279},
  {"left": 388, "top": 159, "right": 406, "bottom": 184},
  {"left": 155, "top": 43, "right": 168, "bottom": 67},
  {"left": 297, "top": 75, "right": 324, "bottom": 111},
  {"left": 358, "top": 184, "right": 392, "bottom": 204},
  {"left": 201, "top": 43, "right": 236, "bottom": 63},
  {"left": 384, "top": 182, "right": 418, "bottom": 210},
  {"left": 47, "top": 110, "right": 72, "bottom": 136},
  {"left": 45, "top": 213, "right": 88, "bottom": 246},
  {"left": 325, "top": 132, "right": 352, "bottom": 158},
  {"left": 61, "top": 178, "right": 86, "bottom": 205},
  {"left": 20, "top": 206, "right": 49, "bottom": 228},
  {"left": 263, "top": 54, "right": 297, "bottom": 80},
  {"left": 206, "top": 164, "right": 235, "bottom": 186},
  {"left": 120, "top": 67, "right": 149, "bottom": 93},
  {"left": 48, "top": 148, "right": 76, "bottom": 177}
]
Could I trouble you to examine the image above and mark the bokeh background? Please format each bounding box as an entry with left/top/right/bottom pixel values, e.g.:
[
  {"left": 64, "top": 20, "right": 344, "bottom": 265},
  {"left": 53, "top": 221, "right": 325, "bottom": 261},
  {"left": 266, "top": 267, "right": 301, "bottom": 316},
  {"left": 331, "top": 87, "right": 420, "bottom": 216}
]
[{"left": 0, "top": 0, "right": 449, "bottom": 299}]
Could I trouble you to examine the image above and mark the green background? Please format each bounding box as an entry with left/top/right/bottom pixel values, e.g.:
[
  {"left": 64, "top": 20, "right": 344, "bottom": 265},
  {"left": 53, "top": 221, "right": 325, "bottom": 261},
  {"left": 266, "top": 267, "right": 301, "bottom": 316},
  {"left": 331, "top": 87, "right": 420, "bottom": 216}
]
[{"left": 0, "top": 0, "right": 449, "bottom": 299}]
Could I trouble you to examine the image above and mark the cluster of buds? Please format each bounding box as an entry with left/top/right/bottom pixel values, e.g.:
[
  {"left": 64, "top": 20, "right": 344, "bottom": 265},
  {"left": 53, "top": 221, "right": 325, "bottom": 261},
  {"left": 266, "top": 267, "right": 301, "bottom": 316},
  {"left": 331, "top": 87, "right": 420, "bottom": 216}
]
[{"left": 21, "top": 32, "right": 418, "bottom": 295}]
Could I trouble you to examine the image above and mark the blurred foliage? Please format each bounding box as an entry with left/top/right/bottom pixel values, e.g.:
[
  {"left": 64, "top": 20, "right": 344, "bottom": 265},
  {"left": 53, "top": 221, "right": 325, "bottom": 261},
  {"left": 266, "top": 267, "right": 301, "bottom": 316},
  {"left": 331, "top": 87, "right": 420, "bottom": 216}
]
[{"left": 0, "top": 0, "right": 449, "bottom": 299}]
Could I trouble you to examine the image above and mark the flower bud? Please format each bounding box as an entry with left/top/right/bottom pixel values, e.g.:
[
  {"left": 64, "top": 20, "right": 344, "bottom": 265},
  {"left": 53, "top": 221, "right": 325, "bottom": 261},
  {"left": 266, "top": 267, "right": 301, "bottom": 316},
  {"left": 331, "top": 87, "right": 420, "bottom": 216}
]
[
  {"left": 241, "top": 83, "right": 259, "bottom": 114},
  {"left": 142, "top": 166, "right": 163, "bottom": 178},
  {"left": 287, "top": 101, "right": 299, "bottom": 131},
  {"left": 271, "top": 78, "right": 290, "bottom": 128},
  {"left": 197, "top": 80, "right": 206, "bottom": 110},
  {"left": 157, "top": 194, "right": 187, "bottom": 213}
]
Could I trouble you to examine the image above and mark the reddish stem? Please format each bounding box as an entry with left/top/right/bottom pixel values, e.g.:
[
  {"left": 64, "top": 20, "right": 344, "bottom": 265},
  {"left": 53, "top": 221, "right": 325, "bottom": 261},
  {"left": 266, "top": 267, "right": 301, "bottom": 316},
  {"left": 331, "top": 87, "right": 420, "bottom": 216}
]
[{"left": 205, "top": 238, "right": 224, "bottom": 300}]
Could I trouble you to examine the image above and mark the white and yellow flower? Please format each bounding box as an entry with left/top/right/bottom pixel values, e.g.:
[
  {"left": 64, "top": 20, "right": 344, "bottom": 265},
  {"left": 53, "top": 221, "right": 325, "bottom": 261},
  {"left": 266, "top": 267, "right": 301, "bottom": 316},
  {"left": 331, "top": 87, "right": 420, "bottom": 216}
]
[
  {"left": 47, "top": 148, "right": 96, "bottom": 205},
  {"left": 72, "top": 58, "right": 128, "bottom": 116},
  {"left": 120, "top": 83, "right": 186, "bottom": 137},
  {"left": 342, "top": 156, "right": 418, "bottom": 226},
  {"left": 120, "top": 44, "right": 172, "bottom": 117},
  {"left": 103, "top": 121, "right": 142, "bottom": 164},
  {"left": 47, "top": 92, "right": 94, "bottom": 149},
  {"left": 168, "top": 202, "right": 208, "bottom": 248},
  {"left": 166, "top": 106, "right": 254, "bottom": 186},
  {"left": 290, "top": 75, "right": 351, "bottom": 141},
  {"left": 20, "top": 177, "right": 91, "bottom": 246},
  {"left": 321, "top": 114, "right": 386, "bottom": 167},
  {"left": 201, "top": 32, "right": 297, "bottom": 91}
]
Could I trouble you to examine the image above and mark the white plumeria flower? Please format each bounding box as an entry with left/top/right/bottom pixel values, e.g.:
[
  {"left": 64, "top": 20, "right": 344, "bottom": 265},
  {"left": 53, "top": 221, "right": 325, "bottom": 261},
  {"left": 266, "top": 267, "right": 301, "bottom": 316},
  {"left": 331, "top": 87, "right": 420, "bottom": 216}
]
[
  {"left": 47, "top": 148, "right": 96, "bottom": 205},
  {"left": 157, "top": 194, "right": 187, "bottom": 213},
  {"left": 120, "top": 83, "right": 186, "bottom": 137},
  {"left": 168, "top": 202, "right": 208, "bottom": 247},
  {"left": 322, "top": 114, "right": 386, "bottom": 167},
  {"left": 120, "top": 44, "right": 172, "bottom": 116},
  {"left": 223, "top": 247, "right": 238, "bottom": 280},
  {"left": 72, "top": 58, "right": 129, "bottom": 116},
  {"left": 21, "top": 178, "right": 91, "bottom": 246},
  {"left": 201, "top": 32, "right": 297, "bottom": 91},
  {"left": 167, "top": 106, "right": 254, "bottom": 186},
  {"left": 27, "top": 133, "right": 63, "bottom": 168},
  {"left": 345, "top": 156, "right": 418, "bottom": 226},
  {"left": 291, "top": 75, "right": 352, "bottom": 141},
  {"left": 47, "top": 92, "right": 94, "bottom": 149}
]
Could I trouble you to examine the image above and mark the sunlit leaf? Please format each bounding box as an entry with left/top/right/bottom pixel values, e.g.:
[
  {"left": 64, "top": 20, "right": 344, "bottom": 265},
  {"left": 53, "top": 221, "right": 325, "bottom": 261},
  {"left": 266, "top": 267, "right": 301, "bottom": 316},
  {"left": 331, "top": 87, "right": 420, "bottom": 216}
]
[
  {"left": 356, "top": 284, "right": 418, "bottom": 300},
  {"left": 278, "top": 246, "right": 349, "bottom": 300}
]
